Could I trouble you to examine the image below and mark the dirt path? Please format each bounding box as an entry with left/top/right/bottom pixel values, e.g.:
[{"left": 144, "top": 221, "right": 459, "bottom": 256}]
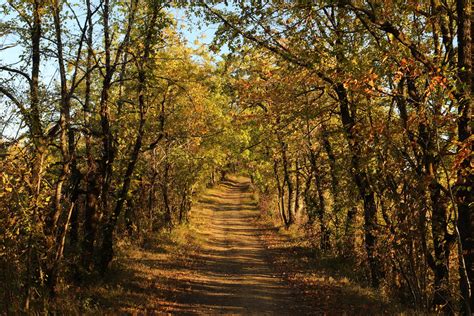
[
  {"left": 167, "top": 177, "right": 306, "bottom": 315},
  {"left": 83, "top": 176, "right": 396, "bottom": 314},
  {"left": 87, "top": 177, "right": 308, "bottom": 314}
]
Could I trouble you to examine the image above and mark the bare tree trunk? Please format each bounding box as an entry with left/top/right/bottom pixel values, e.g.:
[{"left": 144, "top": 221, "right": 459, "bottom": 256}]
[
  {"left": 309, "top": 150, "right": 330, "bottom": 251},
  {"left": 50, "top": 0, "right": 71, "bottom": 230},
  {"left": 148, "top": 169, "right": 158, "bottom": 232},
  {"left": 303, "top": 171, "right": 316, "bottom": 224},
  {"left": 405, "top": 75, "right": 452, "bottom": 310},
  {"left": 29, "top": 0, "right": 46, "bottom": 182},
  {"left": 162, "top": 161, "right": 172, "bottom": 230},
  {"left": 99, "top": 0, "right": 115, "bottom": 217},
  {"left": 332, "top": 6, "right": 380, "bottom": 280},
  {"left": 294, "top": 159, "right": 301, "bottom": 217},
  {"left": 45, "top": 0, "right": 72, "bottom": 295},
  {"left": 321, "top": 124, "right": 341, "bottom": 238}
]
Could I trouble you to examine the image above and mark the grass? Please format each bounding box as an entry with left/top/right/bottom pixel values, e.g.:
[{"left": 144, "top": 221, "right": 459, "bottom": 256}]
[
  {"left": 255, "top": 208, "right": 420, "bottom": 315},
  {"left": 39, "top": 218, "right": 205, "bottom": 314},
  {"left": 38, "top": 188, "right": 215, "bottom": 314}
]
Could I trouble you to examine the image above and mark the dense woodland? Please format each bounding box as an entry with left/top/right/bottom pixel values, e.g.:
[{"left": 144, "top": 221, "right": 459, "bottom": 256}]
[{"left": 0, "top": 0, "right": 472, "bottom": 314}]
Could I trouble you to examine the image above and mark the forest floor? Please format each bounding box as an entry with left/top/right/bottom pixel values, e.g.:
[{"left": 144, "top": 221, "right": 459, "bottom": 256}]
[{"left": 75, "top": 176, "right": 404, "bottom": 315}]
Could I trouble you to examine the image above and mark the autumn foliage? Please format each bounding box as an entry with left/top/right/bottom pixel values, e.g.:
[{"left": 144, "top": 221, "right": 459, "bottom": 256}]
[{"left": 0, "top": 0, "right": 473, "bottom": 314}]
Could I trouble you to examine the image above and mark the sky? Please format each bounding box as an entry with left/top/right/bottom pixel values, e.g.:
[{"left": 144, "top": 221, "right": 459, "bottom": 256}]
[
  {"left": 0, "top": 2, "right": 226, "bottom": 138},
  {"left": 172, "top": 7, "right": 217, "bottom": 50},
  {"left": 0, "top": 3, "right": 223, "bottom": 74}
]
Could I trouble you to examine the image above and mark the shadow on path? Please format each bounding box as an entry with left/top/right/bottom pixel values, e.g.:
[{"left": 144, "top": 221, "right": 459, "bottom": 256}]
[
  {"left": 92, "top": 176, "right": 308, "bottom": 315},
  {"left": 166, "top": 176, "right": 305, "bottom": 315}
]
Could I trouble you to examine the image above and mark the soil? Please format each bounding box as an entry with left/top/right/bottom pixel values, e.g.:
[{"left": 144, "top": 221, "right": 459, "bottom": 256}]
[{"left": 165, "top": 177, "right": 309, "bottom": 315}]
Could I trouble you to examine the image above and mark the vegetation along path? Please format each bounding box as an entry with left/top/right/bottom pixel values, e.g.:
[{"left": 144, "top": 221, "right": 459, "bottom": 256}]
[{"left": 88, "top": 177, "right": 309, "bottom": 314}]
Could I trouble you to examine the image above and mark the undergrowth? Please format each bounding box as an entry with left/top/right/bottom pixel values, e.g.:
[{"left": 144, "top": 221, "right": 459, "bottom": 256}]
[{"left": 254, "top": 194, "right": 422, "bottom": 315}]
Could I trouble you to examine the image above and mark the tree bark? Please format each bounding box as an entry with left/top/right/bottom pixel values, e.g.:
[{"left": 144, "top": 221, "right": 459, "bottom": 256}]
[
  {"left": 321, "top": 124, "right": 341, "bottom": 234},
  {"left": 335, "top": 83, "right": 382, "bottom": 287},
  {"left": 456, "top": 0, "right": 473, "bottom": 313},
  {"left": 98, "top": 3, "right": 159, "bottom": 272},
  {"left": 99, "top": 0, "right": 115, "bottom": 216},
  {"left": 24, "top": 0, "right": 45, "bottom": 308},
  {"left": 309, "top": 150, "right": 330, "bottom": 251},
  {"left": 82, "top": 0, "right": 99, "bottom": 271},
  {"left": 294, "top": 159, "right": 301, "bottom": 217},
  {"left": 162, "top": 161, "right": 172, "bottom": 230},
  {"left": 273, "top": 158, "right": 288, "bottom": 226},
  {"left": 280, "top": 139, "right": 294, "bottom": 227}
]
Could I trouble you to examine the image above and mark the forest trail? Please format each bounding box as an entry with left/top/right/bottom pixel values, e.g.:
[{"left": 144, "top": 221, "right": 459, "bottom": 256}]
[
  {"left": 166, "top": 176, "right": 305, "bottom": 314},
  {"left": 93, "top": 176, "right": 308, "bottom": 314}
]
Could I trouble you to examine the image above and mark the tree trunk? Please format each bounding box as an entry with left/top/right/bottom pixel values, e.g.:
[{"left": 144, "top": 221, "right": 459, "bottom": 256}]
[
  {"left": 81, "top": 0, "right": 98, "bottom": 271},
  {"left": 306, "top": 125, "right": 330, "bottom": 251},
  {"left": 99, "top": 0, "right": 115, "bottom": 216},
  {"left": 162, "top": 161, "right": 172, "bottom": 229},
  {"left": 98, "top": 3, "right": 159, "bottom": 272},
  {"left": 430, "top": 180, "right": 451, "bottom": 309},
  {"left": 335, "top": 82, "right": 382, "bottom": 288},
  {"left": 273, "top": 158, "right": 288, "bottom": 226},
  {"left": 24, "top": 1, "right": 45, "bottom": 308},
  {"left": 312, "top": 154, "right": 330, "bottom": 251},
  {"left": 50, "top": 0, "right": 71, "bottom": 232},
  {"left": 124, "top": 197, "right": 135, "bottom": 236},
  {"left": 303, "top": 172, "right": 316, "bottom": 224},
  {"left": 46, "top": 1, "right": 75, "bottom": 294},
  {"left": 148, "top": 170, "right": 157, "bottom": 232},
  {"left": 456, "top": 0, "right": 474, "bottom": 313},
  {"left": 321, "top": 124, "right": 341, "bottom": 239},
  {"left": 280, "top": 140, "right": 294, "bottom": 227},
  {"left": 407, "top": 74, "right": 452, "bottom": 310},
  {"left": 294, "top": 159, "right": 301, "bottom": 217}
]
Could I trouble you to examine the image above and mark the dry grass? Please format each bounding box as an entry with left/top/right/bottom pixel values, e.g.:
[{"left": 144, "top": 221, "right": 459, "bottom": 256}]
[
  {"left": 255, "top": 212, "right": 423, "bottom": 315},
  {"left": 44, "top": 220, "right": 203, "bottom": 314}
]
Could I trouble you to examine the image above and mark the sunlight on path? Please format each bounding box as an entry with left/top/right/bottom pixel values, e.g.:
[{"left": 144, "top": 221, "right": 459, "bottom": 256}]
[
  {"left": 168, "top": 176, "right": 304, "bottom": 315},
  {"left": 93, "top": 176, "right": 308, "bottom": 315}
]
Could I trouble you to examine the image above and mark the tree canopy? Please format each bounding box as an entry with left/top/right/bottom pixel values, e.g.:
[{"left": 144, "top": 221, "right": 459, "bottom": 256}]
[{"left": 0, "top": 0, "right": 472, "bottom": 313}]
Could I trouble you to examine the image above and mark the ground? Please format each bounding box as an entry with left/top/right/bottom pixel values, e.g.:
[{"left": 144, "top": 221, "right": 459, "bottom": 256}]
[{"left": 77, "top": 176, "right": 401, "bottom": 315}]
